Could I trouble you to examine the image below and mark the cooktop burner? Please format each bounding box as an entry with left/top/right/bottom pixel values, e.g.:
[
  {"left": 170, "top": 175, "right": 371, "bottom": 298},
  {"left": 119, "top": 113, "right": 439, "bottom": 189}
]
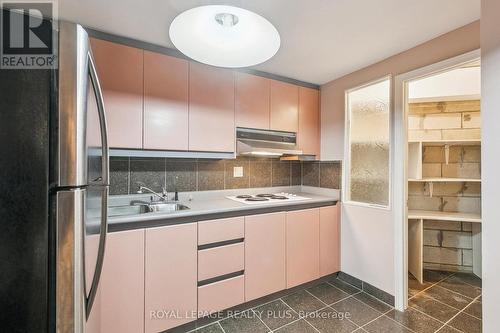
[
  {"left": 245, "top": 197, "right": 269, "bottom": 202},
  {"left": 227, "top": 193, "right": 311, "bottom": 205}
]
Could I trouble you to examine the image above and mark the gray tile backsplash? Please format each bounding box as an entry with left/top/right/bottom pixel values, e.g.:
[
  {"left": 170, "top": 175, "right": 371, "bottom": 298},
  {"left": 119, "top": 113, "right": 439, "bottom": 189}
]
[{"left": 110, "top": 156, "right": 341, "bottom": 195}]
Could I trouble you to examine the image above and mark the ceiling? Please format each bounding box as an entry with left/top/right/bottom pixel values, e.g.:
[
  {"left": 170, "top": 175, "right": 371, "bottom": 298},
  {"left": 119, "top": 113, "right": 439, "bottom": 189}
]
[{"left": 59, "top": 0, "right": 480, "bottom": 85}]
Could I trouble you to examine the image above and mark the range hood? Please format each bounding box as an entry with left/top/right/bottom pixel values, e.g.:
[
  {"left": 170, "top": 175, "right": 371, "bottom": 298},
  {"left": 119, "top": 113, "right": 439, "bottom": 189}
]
[{"left": 236, "top": 128, "right": 316, "bottom": 160}]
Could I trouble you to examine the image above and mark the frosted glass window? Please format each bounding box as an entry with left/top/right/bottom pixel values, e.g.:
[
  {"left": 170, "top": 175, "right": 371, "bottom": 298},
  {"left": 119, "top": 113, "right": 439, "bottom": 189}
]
[{"left": 346, "top": 78, "right": 390, "bottom": 207}]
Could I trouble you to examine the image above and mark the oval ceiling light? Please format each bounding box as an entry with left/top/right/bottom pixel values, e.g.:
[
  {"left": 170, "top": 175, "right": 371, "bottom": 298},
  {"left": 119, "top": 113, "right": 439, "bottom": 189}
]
[{"left": 169, "top": 5, "right": 280, "bottom": 68}]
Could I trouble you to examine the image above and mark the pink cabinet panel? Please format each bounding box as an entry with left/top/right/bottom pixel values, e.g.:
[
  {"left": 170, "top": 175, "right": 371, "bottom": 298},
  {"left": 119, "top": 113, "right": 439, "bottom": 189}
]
[
  {"left": 235, "top": 72, "right": 271, "bottom": 129},
  {"left": 145, "top": 223, "right": 197, "bottom": 333},
  {"left": 198, "top": 217, "right": 244, "bottom": 245},
  {"left": 298, "top": 87, "right": 320, "bottom": 157},
  {"left": 286, "top": 209, "right": 320, "bottom": 288},
  {"left": 90, "top": 38, "right": 143, "bottom": 149},
  {"left": 198, "top": 275, "right": 245, "bottom": 315},
  {"left": 100, "top": 229, "right": 145, "bottom": 333},
  {"left": 143, "top": 51, "right": 189, "bottom": 150},
  {"left": 245, "top": 213, "right": 286, "bottom": 301},
  {"left": 189, "top": 63, "right": 235, "bottom": 152},
  {"left": 270, "top": 80, "right": 299, "bottom": 133},
  {"left": 198, "top": 243, "right": 244, "bottom": 281},
  {"left": 320, "top": 205, "right": 340, "bottom": 276}
]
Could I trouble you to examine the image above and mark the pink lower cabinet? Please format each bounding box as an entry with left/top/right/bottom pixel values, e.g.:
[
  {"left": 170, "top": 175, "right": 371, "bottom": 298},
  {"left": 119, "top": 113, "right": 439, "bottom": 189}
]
[
  {"left": 286, "top": 209, "right": 320, "bottom": 288},
  {"left": 319, "top": 204, "right": 340, "bottom": 276},
  {"left": 198, "top": 243, "right": 244, "bottom": 281},
  {"left": 99, "top": 229, "right": 145, "bottom": 333},
  {"left": 244, "top": 213, "right": 286, "bottom": 301},
  {"left": 145, "top": 223, "right": 197, "bottom": 333},
  {"left": 198, "top": 275, "right": 245, "bottom": 316}
]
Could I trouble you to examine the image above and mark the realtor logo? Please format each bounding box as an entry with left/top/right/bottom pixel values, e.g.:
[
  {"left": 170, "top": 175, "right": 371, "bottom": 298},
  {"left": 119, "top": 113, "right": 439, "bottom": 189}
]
[{"left": 1, "top": 1, "right": 57, "bottom": 68}]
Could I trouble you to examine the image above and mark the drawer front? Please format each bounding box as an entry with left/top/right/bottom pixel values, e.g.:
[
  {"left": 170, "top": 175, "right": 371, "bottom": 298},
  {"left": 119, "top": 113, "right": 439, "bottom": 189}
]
[
  {"left": 198, "top": 275, "right": 245, "bottom": 314},
  {"left": 198, "top": 217, "right": 244, "bottom": 245},
  {"left": 198, "top": 243, "right": 244, "bottom": 281}
]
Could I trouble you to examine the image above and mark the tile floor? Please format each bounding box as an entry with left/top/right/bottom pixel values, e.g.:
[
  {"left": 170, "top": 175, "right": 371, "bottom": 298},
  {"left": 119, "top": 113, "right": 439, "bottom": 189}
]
[{"left": 186, "top": 271, "right": 481, "bottom": 333}]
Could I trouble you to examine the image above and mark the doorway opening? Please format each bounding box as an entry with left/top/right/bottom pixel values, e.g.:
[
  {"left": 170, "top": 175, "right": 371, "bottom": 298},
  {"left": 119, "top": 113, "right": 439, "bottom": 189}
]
[{"left": 393, "top": 50, "right": 482, "bottom": 311}]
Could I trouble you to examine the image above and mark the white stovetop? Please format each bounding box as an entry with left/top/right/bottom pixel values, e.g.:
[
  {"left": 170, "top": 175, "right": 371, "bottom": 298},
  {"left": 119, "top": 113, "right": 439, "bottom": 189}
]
[{"left": 226, "top": 192, "right": 311, "bottom": 205}]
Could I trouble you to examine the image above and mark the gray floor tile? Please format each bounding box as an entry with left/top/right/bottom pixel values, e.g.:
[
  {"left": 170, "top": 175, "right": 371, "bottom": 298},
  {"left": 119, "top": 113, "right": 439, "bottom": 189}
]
[
  {"left": 448, "top": 312, "right": 482, "bottom": 333},
  {"left": 363, "top": 316, "right": 412, "bottom": 333},
  {"left": 219, "top": 310, "right": 270, "bottom": 333},
  {"left": 408, "top": 275, "right": 432, "bottom": 297},
  {"left": 436, "top": 325, "right": 462, "bottom": 333},
  {"left": 463, "top": 300, "right": 482, "bottom": 319},
  {"left": 328, "top": 278, "right": 360, "bottom": 295},
  {"left": 282, "top": 290, "right": 326, "bottom": 316},
  {"left": 438, "top": 276, "right": 482, "bottom": 299},
  {"left": 195, "top": 322, "right": 224, "bottom": 333},
  {"left": 253, "top": 300, "right": 299, "bottom": 330},
  {"left": 308, "top": 283, "right": 351, "bottom": 305},
  {"left": 353, "top": 292, "right": 393, "bottom": 314},
  {"left": 423, "top": 270, "right": 452, "bottom": 283},
  {"left": 452, "top": 272, "right": 482, "bottom": 288},
  {"left": 423, "top": 285, "right": 472, "bottom": 310},
  {"left": 409, "top": 293, "right": 459, "bottom": 322},
  {"left": 305, "top": 307, "right": 359, "bottom": 333},
  {"left": 273, "top": 319, "right": 317, "bottom": 333},
  {"left": 331, "top": 297, "right": 380, "bottom": 326},
  {"left": 386, "top": 308, "right": 442, "bottom": 333}
]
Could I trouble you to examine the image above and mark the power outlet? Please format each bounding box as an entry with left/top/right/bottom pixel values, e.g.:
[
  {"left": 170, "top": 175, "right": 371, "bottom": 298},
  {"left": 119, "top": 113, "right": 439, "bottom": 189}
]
[{"left": 233, "top": 166, "right": 243, "bottom": 178}]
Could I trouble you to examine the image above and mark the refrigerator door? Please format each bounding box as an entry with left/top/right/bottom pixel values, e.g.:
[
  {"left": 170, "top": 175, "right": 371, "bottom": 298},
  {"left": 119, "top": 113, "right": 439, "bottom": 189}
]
[{"left": 57, "top": 21, "right": 109, "bottom": 331}]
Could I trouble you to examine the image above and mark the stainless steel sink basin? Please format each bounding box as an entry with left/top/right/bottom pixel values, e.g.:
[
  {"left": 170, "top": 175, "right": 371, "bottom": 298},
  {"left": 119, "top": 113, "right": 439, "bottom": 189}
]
[{"left": 107, "top": 202, "right": 190, "bottom": 217}]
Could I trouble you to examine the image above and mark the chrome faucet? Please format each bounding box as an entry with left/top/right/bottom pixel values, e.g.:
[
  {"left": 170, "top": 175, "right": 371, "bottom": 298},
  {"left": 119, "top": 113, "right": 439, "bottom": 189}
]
[{"left": 136, "top": 183, "right": 167, "bottom": 202}]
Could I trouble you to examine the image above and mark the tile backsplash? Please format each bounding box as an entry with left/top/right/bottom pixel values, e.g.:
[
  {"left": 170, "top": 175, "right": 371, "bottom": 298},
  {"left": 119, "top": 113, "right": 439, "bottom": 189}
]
[{"left": 110, "top": 157, "right": 341, "bottom": 195}]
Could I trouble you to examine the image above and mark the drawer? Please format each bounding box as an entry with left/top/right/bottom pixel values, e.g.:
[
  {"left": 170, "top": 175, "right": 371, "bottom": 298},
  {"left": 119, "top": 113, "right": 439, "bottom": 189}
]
[
  {"left": 198, "top": 275, "right": 245, "bottom": 315},
  {"left": 198, "top": 242, "right": 244, "bottom": 281},
  {"left": 198, "top": 217, "right": 244, "bottom": 245}
]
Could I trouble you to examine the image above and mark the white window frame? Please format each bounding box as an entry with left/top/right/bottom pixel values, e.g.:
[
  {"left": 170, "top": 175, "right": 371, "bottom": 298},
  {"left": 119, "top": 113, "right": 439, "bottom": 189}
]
[{"left": 343, "top": 75, "right": 392, "bottom": 210}]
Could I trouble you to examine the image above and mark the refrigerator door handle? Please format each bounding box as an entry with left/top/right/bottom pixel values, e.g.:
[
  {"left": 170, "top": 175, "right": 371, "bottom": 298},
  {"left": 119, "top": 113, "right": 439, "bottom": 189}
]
[{"left": 85, "top": 52, "right": 109, "bottom": 319}]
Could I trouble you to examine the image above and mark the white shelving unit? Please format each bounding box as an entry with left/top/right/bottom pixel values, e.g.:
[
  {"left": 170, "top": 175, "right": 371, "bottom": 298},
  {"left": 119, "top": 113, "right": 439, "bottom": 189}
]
[{"left": 407, "top": 136, "right": 482, "bottom": 283}]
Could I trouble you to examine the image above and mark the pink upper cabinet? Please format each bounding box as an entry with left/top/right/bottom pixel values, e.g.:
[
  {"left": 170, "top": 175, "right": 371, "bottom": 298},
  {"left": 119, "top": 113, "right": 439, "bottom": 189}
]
[
  {"left": 99, "top": 229, "right": 145, "bottom": 333},
  {"left": 235, "top": 72, "right": 270, "bottom": 130},
  {"left": 286, "top": 209, "right": 320, "bottom": 288},
  {"left": 245, "top": 212, "right": 286, "bottom": 301},
  {"left": 270, "top": 80, "right": 299, "bottom": 133},
  {"left": 145, "top": 223, "right": 197, "bottom": 333},
  {"left": 298, "top": 87, "right": 320, "bottom": 158},
  {"left": 189, "top": 63, "right": 235, "bottom": 152},
  {"left": 90, "top": 38, "right": 143, "bottom": 149},
  {"left": 319, "top": 205, "right": 340, "bottom": 276},
  {"left": 143, "top": 51, "right": 189, "bottom": 150}
]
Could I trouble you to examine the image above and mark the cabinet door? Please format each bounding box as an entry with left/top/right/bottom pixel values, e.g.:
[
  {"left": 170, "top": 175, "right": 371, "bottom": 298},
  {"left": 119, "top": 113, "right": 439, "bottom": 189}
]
[
  {"left": 298, "top": 87, "right": 320, "bottom": 157},
  {"left": 90, "top": 38, "right": 143, "bottom": 148},
  {"left": 270, "top": 80, "right": 299, "bottom": 133},
  {"left": 235, "top": 72, "right": 270, "bottom": 129},
  {"left": 319, "top": 205, "right": 340, "bottom": 276},
  {"left": 100, "top": 230, "right": 145, "bottom": 333},
  {"left": 245, "top": 213, "right": 286, "bottom": 301},
  {"left": 286, "top": 209, "right": 320, "bottom": 288},
  {"left": 145, "top": 223, "right": 197, "bottom": 333},
  {"left": 189, "top": 63, "right": 235, "bottom": 152},
  {"left": 143, "top": 51, "right": 189, "bottom": 150}
]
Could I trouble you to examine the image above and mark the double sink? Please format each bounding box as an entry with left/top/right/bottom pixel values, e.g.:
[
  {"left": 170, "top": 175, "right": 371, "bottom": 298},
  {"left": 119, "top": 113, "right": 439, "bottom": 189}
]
[{"left": 107, "top": 201, "right": 190, "bottom": 217}]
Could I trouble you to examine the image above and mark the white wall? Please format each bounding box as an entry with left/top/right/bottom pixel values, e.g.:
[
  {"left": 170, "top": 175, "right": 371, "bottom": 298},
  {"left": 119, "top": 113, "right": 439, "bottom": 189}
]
[
  {"left": 409, "top": 66, "right": 480, "bottom": 101},
  {"left": 480, "top": 0, "right": 500, "bottom": 330}
]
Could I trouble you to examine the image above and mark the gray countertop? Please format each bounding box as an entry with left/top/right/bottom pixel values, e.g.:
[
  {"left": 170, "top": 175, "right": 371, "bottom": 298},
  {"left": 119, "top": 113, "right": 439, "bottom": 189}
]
[{"left": 99, "top": 187, "right": 339, "bottom": 232}]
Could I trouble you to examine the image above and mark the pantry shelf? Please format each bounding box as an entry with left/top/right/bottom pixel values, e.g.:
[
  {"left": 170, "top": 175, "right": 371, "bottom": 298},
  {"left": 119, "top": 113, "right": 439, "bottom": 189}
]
[{"left": 408, "top": 210, "right": 481, "bottom": 223}]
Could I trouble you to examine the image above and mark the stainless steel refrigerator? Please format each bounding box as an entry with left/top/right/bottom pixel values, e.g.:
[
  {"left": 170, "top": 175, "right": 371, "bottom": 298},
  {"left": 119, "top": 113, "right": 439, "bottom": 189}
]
[{"left": 0, "top": 19, "right": 109, "bottom": 333}]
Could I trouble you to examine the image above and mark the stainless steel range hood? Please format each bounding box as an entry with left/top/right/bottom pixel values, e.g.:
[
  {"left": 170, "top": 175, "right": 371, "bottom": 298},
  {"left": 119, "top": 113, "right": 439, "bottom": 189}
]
[{"left": 236, "top": 128, "right": 316, "bottom": 160}]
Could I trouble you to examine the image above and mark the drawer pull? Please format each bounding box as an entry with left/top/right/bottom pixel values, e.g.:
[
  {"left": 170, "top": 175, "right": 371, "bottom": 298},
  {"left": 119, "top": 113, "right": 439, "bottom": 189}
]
[
  {"left": 198, "top": 238, "right": 244, "bottom": 250},
  {"left": 198, "top": 270, "right": 244, "bottom": 287}
]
